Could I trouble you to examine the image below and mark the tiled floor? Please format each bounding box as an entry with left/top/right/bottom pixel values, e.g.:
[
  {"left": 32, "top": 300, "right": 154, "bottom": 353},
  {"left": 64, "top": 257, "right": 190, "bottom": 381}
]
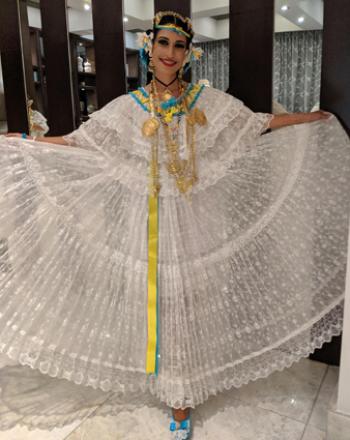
[{"left": 0, "top": 357, "right": 339, "bottom": 440}]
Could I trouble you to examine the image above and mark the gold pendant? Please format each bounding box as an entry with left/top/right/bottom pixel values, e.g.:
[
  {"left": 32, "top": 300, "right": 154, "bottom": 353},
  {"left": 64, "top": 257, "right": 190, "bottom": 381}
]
[
  {"left": 142, "top": 117, "right": 160, "bottom": 138},
  {"left": 167, "top": 159, "right": 187, "bottom": 175},
  {"left": 193, "top": 108, "right": 207, "bottom": 126},
  {"left": 176, "top": 177, "right": 192, "bottom": 194},
  {"left": 186, "top": 113, "right": 196, "bottom": 126},
  {"left": 150, "top": 182, "right": 161, "bottom": 197},
  {"left": 167, "top": 161, "right": 181, "bottom": 175},
  {"left": 162, "top": 89, "right": 173, "bottom": 101}
]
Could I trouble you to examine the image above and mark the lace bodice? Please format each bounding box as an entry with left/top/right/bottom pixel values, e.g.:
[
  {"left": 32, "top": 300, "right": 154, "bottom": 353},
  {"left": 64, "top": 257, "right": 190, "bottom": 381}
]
[{"left": 63, "top": 85, "right": 273, "bottom": 196}]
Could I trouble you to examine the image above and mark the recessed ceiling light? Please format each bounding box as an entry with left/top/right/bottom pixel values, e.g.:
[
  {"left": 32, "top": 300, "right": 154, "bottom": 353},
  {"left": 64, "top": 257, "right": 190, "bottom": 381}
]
[
  {"left": 281, "top": 5, "right": 289, "bottom": 11},
  {"left": 297, "top": 16, "right": 305, "bottom": 23},
  {"left": 123, "top": 16, "right": 129, "bottom": 22},
  {"left": 84, "top": 3, "right": 90, "bottom": 11}
]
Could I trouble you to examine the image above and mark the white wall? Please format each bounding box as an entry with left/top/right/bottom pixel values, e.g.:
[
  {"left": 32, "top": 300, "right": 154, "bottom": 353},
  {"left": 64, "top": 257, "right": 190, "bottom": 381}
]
[{"left": 27, "top": 6, "right": 42, "bottom": 28}]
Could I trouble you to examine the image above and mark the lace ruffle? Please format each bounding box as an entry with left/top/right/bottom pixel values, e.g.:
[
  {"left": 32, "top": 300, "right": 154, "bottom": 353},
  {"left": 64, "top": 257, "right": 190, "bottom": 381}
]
[
  {"left": 63, "top": 87, "right": 272, "bottom": 160},
  {"left": 63, "top": 88, "right": 274, "bottom": 197}
]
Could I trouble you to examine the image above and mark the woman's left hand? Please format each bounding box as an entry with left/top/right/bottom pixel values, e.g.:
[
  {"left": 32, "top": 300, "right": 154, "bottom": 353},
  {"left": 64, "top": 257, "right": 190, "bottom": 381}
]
[{"left": 306, "top": 110, "right": 333, "bottom": 122}]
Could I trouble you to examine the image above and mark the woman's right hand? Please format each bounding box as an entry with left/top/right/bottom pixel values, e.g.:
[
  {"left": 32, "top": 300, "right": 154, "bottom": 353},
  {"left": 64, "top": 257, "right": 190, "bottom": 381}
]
[
  {"left": 5, "top": 133, "right": 33, "bottom": 139},
  {"left": 5, "top": 133, "right": 69, "bottom": 146}
]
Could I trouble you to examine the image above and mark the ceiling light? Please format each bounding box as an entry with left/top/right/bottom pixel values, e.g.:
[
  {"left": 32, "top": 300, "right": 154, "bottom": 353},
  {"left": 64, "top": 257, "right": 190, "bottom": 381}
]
[
  {"left": 297, "top": 16, "right": 305, "bottom": 23},
  {"left": 281, "top": 5, "right": 289, "bottom": 11},
  {"left": 123, "top": 16, "right": 129, "bottom": 22},
  {"left": 84, "top": 3, "right": 90, "bottom": 11}
]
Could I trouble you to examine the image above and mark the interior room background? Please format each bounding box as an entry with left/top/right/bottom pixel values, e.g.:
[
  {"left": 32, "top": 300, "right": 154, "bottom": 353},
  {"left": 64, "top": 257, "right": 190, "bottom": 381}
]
[{"left": 0, "top": 2, "right": 323, "bottom": 133}]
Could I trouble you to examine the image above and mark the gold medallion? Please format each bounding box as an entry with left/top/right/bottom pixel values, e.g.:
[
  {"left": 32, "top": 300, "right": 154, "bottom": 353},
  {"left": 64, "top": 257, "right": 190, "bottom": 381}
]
[
  {"left": 167, "top": 159, "right": 188, "bottom": 175},
  {"left": 176, "top": 177, "right": 192, "bottom": 194},
  {"left": 162, "top": 90, "right": 173, "bottom": 101},
  {"left": 193, "top": 108, "right": 207, "bottom": 126},
  {"left": 186, "top": 113, "right": 196, "bottom": 126},
  {"left": 142, "top": 117, "right": 160, "bottom": 137}
]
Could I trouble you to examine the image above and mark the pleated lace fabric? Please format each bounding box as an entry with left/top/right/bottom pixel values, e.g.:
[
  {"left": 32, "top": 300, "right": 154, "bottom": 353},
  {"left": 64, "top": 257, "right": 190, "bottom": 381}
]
[{"left": 0, "top": 86, "right": 349, "bottom": 409}]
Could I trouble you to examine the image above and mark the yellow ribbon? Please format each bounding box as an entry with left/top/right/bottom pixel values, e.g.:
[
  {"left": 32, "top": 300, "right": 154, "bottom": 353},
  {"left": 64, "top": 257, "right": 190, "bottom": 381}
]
[{"left": 146, "top": 194, "right": 159, "bottom": 374}]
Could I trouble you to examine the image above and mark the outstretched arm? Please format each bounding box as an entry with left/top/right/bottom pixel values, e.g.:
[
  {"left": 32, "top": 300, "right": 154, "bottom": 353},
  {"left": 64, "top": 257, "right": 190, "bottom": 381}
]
[
  {"left": 5, "top": 133, "right": 69, "bottom": 146},
  {"left": 268, "top": 110, "right": 332, "bottom": 130}
]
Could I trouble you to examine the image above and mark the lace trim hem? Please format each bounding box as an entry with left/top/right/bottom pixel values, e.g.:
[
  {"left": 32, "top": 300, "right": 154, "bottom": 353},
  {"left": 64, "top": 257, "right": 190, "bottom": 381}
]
[{"left": 0, "top": 301, "right": 343, "bottom": 410}]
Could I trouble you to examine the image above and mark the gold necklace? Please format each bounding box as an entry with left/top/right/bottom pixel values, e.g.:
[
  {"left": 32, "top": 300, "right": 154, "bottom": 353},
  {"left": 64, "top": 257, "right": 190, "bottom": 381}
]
[
  {"left": 154, "top": 76, "right": 178, "bottom": 101},
  {"left": 142, "top": 79, "right": 207, "bottom": 197}
]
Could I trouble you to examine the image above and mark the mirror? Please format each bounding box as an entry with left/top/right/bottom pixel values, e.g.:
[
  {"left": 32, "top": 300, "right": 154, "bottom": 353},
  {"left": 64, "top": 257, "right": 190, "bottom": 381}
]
[{"left": 273, "top": 0, "right": 324, "bottom": 114}]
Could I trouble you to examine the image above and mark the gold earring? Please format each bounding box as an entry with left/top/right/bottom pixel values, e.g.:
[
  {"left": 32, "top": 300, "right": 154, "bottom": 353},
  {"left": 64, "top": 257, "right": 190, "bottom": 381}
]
[
  {"left": 149, "top": 58, "right": 155, "bottom": 73},
  {"left": 178, "top": 66, "right": 184, "bottom": 81}
]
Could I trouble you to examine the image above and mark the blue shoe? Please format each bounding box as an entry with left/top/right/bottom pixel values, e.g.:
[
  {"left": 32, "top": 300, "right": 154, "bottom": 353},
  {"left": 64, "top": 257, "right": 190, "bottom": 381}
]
[{"left": 169, "top": 413, "right": 192, "bottom": 439}]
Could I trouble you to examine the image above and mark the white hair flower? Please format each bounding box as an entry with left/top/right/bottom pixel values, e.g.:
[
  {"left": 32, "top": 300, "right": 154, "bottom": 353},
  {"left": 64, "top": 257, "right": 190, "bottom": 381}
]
[
  {"left": 136, "top": 31, "right": 153, "bottom": 53},
  {"left": 198, "top": 79, "right": 210, "bottom": 87},
  {"left": 183, "top": 44, "right": 203, "bottom": 68},
  {"left": 192, "top": 47, "right": 203, "bottom": 60}
]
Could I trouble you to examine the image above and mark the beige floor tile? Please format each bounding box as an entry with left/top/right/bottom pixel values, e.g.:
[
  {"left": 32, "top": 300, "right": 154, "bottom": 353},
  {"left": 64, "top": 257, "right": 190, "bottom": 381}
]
[
  {"left": 231, "top": 358, "right": 327, "bottom": 423},
  {"left": 66, "top": 395, "right": 306, "bottom": 440},
  {"left": 0, "top": 420, "right": 82, "bottom": 440},
  {"left": 0, "top": 364, "right": 109, "bottom": 432},
  {"left": 309, "top": 366, "right": 339, "bottom": 431},
  {"left": 302, "top": 424, "right": 326, "bottom": 440}
]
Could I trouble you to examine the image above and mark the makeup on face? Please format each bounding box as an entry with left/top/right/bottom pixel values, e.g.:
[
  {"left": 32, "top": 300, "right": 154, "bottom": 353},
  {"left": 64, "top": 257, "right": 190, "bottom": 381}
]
[
  {"left": 157, "top": 37, "right": 186, "bottom": 49},
  {"left": 153, "top": 31, "right": 187, "bottom": 70}
]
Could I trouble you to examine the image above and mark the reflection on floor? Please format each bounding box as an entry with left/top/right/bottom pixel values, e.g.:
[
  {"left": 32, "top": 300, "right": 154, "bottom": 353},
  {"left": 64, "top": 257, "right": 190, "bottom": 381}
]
[{"left": 0, "top": 357, "right": 338, "bottom": 440}]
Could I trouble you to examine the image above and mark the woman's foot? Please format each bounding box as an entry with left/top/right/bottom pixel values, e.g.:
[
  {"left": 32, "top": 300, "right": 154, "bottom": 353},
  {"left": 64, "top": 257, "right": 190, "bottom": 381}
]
[{"left": 170, "top": 408, "right": 192, "bottom": 439}]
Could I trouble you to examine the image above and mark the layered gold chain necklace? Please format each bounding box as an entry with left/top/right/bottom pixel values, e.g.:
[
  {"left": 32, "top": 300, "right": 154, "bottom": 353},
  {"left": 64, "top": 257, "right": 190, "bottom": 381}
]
[{"left": 142, "top": 79, "right": 207, "bottom": 197}]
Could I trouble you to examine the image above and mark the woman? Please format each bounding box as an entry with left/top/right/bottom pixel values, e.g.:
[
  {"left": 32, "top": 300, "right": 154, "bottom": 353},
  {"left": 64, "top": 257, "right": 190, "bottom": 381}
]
[{"left": 2, "top": 11, "right": 350, "bottom": 440}]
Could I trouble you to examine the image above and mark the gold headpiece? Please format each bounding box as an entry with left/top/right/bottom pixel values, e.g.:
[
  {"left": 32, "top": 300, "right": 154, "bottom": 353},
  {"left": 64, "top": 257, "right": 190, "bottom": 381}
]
[{"left": 153, "top": 11, "right": 193, "bottom": 39}]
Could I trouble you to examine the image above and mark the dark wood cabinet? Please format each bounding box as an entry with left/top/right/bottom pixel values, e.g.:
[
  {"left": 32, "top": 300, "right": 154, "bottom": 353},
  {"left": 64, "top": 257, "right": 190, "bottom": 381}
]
[
  {"left": 29, "top": 28, "right": 140, "bottom": 128},
  {"left": 29, "top": 27, "right": 47, "bottom": 116}
]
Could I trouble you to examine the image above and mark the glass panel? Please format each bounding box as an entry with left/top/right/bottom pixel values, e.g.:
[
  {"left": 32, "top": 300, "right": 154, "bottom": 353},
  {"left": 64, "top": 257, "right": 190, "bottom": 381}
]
[{"left": 273, "top": 0, "right": 324, "bottom": 113}]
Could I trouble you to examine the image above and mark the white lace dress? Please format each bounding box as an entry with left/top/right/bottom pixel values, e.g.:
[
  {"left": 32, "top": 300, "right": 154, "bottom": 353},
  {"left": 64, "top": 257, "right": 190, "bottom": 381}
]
[{"left": 0, "top": 84, "right": 349, "bottom": 409}]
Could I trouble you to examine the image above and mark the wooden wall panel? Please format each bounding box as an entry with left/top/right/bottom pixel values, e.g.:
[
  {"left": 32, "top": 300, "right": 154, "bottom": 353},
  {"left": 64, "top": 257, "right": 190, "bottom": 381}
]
[
  {"left": 229, "top": 0, "right": 274, "bottom": 113},
  {"left": 69, "top": 35, "right": 82, "bottom": 129},
  {"left": 40, "top": 0, "right": 75, "bottom": 135},
  {"left": 320, "top": 0, "right": 350, "bottom": 135},
  {"left": 91, "top": 0, "right": 127, "bottom": 108},
  {"left": 19, "top": 0, "right": 37, "bottom": 111},
  {"left": 0, "top": 0, "right": 30, "bottom": 132}
]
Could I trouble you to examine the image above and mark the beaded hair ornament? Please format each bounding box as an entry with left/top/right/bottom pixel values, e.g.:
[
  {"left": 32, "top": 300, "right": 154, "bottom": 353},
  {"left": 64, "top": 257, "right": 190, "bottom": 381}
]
[{"left": 136, "top": 10, "right": 203, "bottom": 72}]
